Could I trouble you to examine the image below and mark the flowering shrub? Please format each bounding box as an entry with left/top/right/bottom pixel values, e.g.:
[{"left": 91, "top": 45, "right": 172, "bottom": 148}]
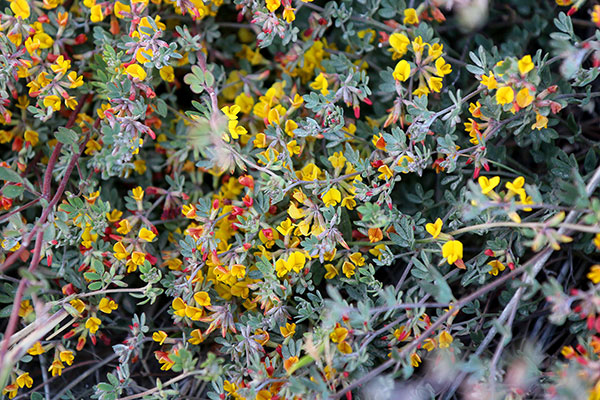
[{"left": 2, "top": 0, "right": 600, "bottom": 398}]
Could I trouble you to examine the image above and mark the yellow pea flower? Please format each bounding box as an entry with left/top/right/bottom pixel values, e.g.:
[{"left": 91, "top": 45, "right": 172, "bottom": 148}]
[
  {"left": 392, "top": 60, "right": 411, "bottom": 82},
  {"left": 266, "top": 0, "right": 281, "bottom": 12},
  {"left": 16, "top": 372, "right": 33, "bottom": 388},
  {"left": 322, "top": 187, "right": 341, "bottom": 207},
  {"left": 438, "top": 330, "right": 453, "bottom": 348},
  {"left": 481, "top": 72, "right": 497, "bottom": 90},
  {"left": 90, "top": 4, "right": 104, "bottom": 22},
  {"left": 138, "top": 227, "right": 156, "bottom": 242},
  {"left": 194, "top": 291, "right": 211, "bottom": 306},
  {"left": 43, "top": 95, "right": 61, "bottom": 111},
  {"left": 59, "top": 350, "right": 74, "bottom": 366},
  {"left": 516, "top": 88, "right": 534, "bottom": 108},
  {"left": 159, "top": 65, "right": 174, "bottom": 82},
  {"left": 280, "top": 322, "right": 296, "bottom": 338},
  {"left": 11, "top": 0, "right": 30, "bottom": 19},
  {"left": 131, "top": 186, "right": 144, "bottom": 201},
  {"left": 403, "top": 8, "right": 419, "bottom": 24},
  {"left": 310, "top": 73, "right": 329, "bottom": 95},
  {"left": 98, "top": 297, "right": 118, "bottom": 314},
  {"left": 518, "top": 55, "right": 534, "bottom": 75},
  {"left": 442, "top": 240, "right": 463, "bottom": 264},
  {"left": 478, "top": 176, "right": 500, "bottom": 195},
  {"left": 153, "top": 331, "right": 168, "bottom": 345},
  {"left": 426, "top": 218, "right": 443, "bottom": 239},
  {"left": 85, "top": 316, "right": 101, "bottom": 334},
  {"left": 588, "top": 265, "right": 600, "bottom": 284},
  {"left": 496, "top": 86, "right": 514, "bottom": 105},
  {"left": 125, "top": 64, "right": 147, "bottom": 80}
]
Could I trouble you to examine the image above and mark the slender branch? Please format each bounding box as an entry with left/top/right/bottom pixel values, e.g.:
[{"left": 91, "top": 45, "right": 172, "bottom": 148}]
[{"left": 116, "top": 371, "right": 205, "bottom": 400}]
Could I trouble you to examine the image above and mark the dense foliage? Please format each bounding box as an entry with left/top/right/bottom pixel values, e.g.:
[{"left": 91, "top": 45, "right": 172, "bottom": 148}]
[{"left": 2, "top": 0, "right": 600, "bottom": 398}]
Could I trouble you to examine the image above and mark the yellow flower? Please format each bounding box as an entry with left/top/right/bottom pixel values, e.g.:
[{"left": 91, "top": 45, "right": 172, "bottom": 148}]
[
  {"left": 426, "top": 218, "right": 443, "bottom": 239},
  {"left": 438, "top": 330, "right": 453, "bottom": 348},
  {"left": 516, "top": 88, "right": 534, "bottom": 108},
  {"left": 330, "top": 325, "right": 348, "bottom": 343},
  {"left": 2, "top": 383, "right": 18, "bottom": 399},
  {"left": 59, "top": 350, "right": 74, "bottom": 366},
  {"left": 11, "top": 0, "right": 30, "bottom": 19},
  {"left": 235, "top": 93, "right": 254, "bottom": 114},
  {"left": 403, "top": 8, "right": 419, "bottom": 24},
  {"left": 322, "top": 187, "right": 341, "bottom": 207},
  {"left": 277, "top": 218, "right": 294, "bottom": 236},
  {"left": 18, "top": 300, "right": 33, "bottom": 317},
  {"left": 518, "top": 55, "right": 534, "bottom": 75},
  {"left": 287, "top": 251, "right": 306, "bottom": 273},
  {"left": 435, "top": 57, "right": 452, "bottom": 77},
  {"left": 428, "top": 76, "right": 443, "bottom": 93},
  {"left": 496, "top": 86, "right": 514, "bottom": 105},
  {"left": 324, "top": 264, "right": 338, "bottom": 279},
  {"left": 349, "top": 252, "right": 365, "bottom": 266},
  {"left": 131, "top": 186, "right": 144, "bottom": 201},
  {"left": 310, "top": 73, "right": 329, "bottom": 95},
  {"left": 138, "top": 227, "right": 156, "bottom": 242},
  {"left": 153, "top": 331, "right": 168, "bottom": 345},
  {"left": 481, "top": 72, "right": 497, "bottom": 90},
  {"left": 48, "top": 360, "right": 65, "bottom": 377},
  {"left": 280, "top": 322, "right": 296, "bottom": 338},
  {"left": 172, "top": 297, "right": 187, "bottom": 317},
  {"left": 284, "top": 356, "right": 299, "bottom": 373},
  {"left": 90, "top": 4, "right": 104, "bottom": 22},
  {"left": 98, "top": 297, "right": 118, "bottom": 314},
  {"left": 531, "top": 113, "right": 548, "bottom": 130},
  {"left": 388, "top": 33, "right": 410, "bottom": 59},
  {"left": 342, "top": 261, "right": 355, "bottom": 278},
  {"left": 505, "top": 176, "right": 526, "bottom": 198},
  {"left": 51, "top": 55, "right": 71, "bottom": 75},
  {"left": 410, "top": 353, "right": 421, "bottom": 367},
  {"left": 188, "top": 329, "right": 204, "bottom": 344},
  {"left": 228, "top": 120, "right": 247, "bottom": 139},
  {"left": 377, "top": 164, "right": 393, "bottom": 180},
  {"left": 114, "top": 1, "right": 131, "bottom": 17},
  {"left": 488, "top": 260, "right": 506, "bottom": 276},
  {"left": 594, "top": 233, "right": 600, "bottom": 250},
  {"left": 43, "top": 95, "right": 62, "bottom": 111},
  {"left": 283, "top": 6, "right": 295, "bottom": 22},
  {"left": 16, "top": 372, "right": 33, "bottom": 388},
  {"left": 588, "top": 265, "right": 600, "bottom": 284},
  {"left": 222, "top": 105, "right": 241, "bottom": 120},
  {"left": 194, "top": 291, "right": 211, "bottom": 306},
  {"left": 392, "top": 60, "right": 411, "bottom": 82},
  {"left": 125, "top": 64, "right": 147, "bottom": 80},
  {"left": 70, "top": 299, "right": 86, "bottom": 314},
  {"left": 478, "top": 176, "right": 500, "bottom": 195},
  {"left": 442, "top": 240, "right": 463, "bottom": 264},
  {"left": 85, "top": 316, "right": 101, "bottom": 334},
  {"left": 368, "top": 227, "right": 383, "bottom": 243},
  {"left": 266, "top": 0, "right": 281, "bottom": 12},
  {"left": 117, "top": 219, "right": 131, "bottom": 235},
  {"left": 159, "top": 65, "right": 175, "bottom": 82},
  {"left": 113, "top": 241, "right": 129, "bottom": 260},
  {"left": 28, "top": 342, "right": 45, "bottom": 355},
  {"left": 328, "top": 151, "right": 347, "bottom": 169},
  {"left": 230, "top": 264, "right": 246, "bottom": 279}
]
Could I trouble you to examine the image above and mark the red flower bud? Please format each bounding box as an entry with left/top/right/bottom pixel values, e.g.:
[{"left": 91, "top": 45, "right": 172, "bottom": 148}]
[{"left": 484, "top": 249, "right": 495, "bottom": 257}]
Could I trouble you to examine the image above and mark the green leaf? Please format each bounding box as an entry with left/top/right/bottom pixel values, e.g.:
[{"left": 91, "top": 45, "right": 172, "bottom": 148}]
[
  {"left": 0, "top": 167, "right": 22, "bottom": 183},
  {"left": 56, "top": 127, "right": 79, "bottom": 145},
  {"left": 3, "top": 184, "right": 24, "bottom": 198}
]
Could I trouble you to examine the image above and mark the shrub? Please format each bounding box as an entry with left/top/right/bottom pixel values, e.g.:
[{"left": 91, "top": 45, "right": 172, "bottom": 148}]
[{"left": 1, "top": 0, "right": 600, "bottom": 398}]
